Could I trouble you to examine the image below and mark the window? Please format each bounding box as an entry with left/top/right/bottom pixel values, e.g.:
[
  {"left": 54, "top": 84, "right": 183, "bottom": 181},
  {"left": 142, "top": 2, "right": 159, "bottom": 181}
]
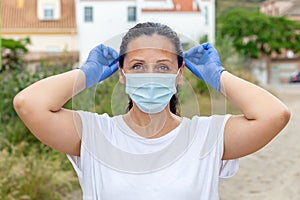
[
  {"left": 43, "top": 5, "right": 55, "bottom": 20},
  {"left": 128, "top": 6, "right": 136, "bottom": 22},
  {"left": 84, "top": 7, "right": 93, "bottom": 22},
  {"left": 37, "top": 0, "right": 60, "bottom": 20},
  {"left": 44, "top": 8, "right": 54, "bottom": 20},
  {"left": 204, "top": 6, "right": 208, "bottom": 25}
]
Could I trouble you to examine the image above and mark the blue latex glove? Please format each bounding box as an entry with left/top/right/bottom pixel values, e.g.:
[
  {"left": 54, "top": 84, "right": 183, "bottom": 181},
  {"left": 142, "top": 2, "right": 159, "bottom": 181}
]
[
  {"left": 80, "top": 44, "right": 119, "bottom": 88},
  {"left": 183, "top": 43, "right": 225, "bottom": 91}
]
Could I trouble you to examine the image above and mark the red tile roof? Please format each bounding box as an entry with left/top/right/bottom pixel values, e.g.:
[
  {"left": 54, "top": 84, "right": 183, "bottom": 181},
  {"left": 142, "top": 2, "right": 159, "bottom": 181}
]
[
  {"left": 142, "top": 0, "right": 200, "bottom": 12},
  {"left": 2, "top": 0, "right": 76, "bottom": 33}
]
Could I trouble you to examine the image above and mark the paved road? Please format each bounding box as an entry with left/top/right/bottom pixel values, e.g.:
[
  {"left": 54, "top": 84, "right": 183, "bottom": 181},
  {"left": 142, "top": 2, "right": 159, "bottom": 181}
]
[{"left": 220, "top": 83, "right": 300, "bottom": 200}]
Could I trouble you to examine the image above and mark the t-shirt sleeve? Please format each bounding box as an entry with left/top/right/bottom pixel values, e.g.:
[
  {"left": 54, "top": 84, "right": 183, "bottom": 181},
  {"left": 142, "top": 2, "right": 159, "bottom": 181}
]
[
  {"left": 219, "top": 159, "right": 239, "bottom": 179},
  {"left": 218, "top": 115, "right": 239, "bottom": 179}
]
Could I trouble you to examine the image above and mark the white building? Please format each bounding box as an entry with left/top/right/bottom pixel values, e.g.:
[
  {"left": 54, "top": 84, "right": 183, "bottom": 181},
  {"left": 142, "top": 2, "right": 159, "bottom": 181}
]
[{"left": 76, "top": 0, "right": 215, "bottom": 63}]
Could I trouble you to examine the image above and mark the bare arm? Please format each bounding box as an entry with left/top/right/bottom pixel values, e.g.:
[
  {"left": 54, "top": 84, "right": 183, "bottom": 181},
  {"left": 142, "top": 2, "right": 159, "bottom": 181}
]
[
  {"left": 13, "top": 44, "right": 118, "bottom": 156},
  {"left": 221, "top": 71, "right": 290, "bottom": 160},
  {"left": 13, "top": 69, "right": 85, "bottom": 156}
]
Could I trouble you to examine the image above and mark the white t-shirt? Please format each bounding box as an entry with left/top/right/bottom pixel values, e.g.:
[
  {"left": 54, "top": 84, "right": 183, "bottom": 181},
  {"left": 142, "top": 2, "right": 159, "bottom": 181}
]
[{"left": 67, "top": 111, "right": 239, "bottom": 200}]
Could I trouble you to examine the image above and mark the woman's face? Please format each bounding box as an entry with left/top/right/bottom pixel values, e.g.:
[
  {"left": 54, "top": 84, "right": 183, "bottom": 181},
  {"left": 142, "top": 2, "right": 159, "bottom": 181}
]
[{"left": 119, "top": 34, "right": 184, "bottom": 83}]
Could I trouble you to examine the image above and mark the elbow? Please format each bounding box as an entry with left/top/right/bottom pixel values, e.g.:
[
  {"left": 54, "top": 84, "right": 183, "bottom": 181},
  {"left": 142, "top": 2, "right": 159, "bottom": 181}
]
[
  {"left": 13, "top": 93, "right": 31, "bottom": 116},
  {"left": 275, "top": 105, "right": 291, "bottom": 132},
  {"left": 13, "top": 93, "right": 24, "bottom": 112},
  {"left": 280, "top": 106, "right": 291, "bottom": 127}
]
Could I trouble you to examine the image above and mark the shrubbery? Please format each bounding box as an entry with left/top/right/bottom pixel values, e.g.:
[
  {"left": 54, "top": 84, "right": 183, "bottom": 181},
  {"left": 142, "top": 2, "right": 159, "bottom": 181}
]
[
  {"left": 0, "top": 41, "right": 82, "bottom": 198},
  {"left": 0, "top": 142, "right": 78, "bottom": 200}
]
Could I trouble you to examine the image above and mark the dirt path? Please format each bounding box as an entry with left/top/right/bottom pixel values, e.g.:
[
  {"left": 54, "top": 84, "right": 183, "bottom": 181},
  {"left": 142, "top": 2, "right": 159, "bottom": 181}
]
[{"left": 220, "top": 84, "right": 300, "bottom": 200}]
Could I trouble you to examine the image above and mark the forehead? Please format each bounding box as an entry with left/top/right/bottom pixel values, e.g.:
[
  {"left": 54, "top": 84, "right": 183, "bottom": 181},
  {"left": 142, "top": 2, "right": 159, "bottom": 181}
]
[{"left": 126, "top": 34, "right": 176, "bottom": 56}]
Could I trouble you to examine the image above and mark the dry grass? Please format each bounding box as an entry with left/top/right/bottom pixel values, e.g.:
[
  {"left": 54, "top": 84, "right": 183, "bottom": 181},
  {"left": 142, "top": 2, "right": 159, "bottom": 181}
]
[{"left": 0, "top": 142, "right": 79, "bottom": 200}]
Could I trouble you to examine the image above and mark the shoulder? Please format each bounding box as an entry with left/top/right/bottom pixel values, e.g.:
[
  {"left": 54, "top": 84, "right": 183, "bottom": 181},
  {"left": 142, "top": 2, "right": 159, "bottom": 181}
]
[
  {"left": 76, "top": 110, "right": 111, "bottom": 120},
  {"left": 188, "top": 114, "right": 232, "bottom": 155},
  {"left": 76, "top": 110, "right": 112, "bottom": 124},
  {"left": 75, "top": 110, "right": 117, "bottom": 133},
  {"left": 189, "top": 114, "right": 231, "bottom": 129}
]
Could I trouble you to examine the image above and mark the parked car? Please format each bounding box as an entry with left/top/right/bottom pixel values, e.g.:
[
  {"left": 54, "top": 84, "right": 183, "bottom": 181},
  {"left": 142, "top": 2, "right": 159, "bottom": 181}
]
[{"left": 289, "top": 71, "right": 300, "bottom": 83}]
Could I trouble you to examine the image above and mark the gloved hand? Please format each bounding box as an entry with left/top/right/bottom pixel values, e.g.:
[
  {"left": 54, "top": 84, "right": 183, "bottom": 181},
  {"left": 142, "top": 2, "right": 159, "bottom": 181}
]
[
  {"left": 183, "top": 43, "right": 225, "bottom": 91},
  {"left": 80, "top": 44, "right": 119, "bottom": 88}
]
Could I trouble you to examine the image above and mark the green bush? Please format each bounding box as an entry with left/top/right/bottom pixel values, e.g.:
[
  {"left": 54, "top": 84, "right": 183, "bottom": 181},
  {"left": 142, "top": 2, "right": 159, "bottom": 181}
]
[
  {"left": 0, "top": 63, "right": 74, "bottom": 151},
  {"left": 0, "top": 60, "right": 81, "bottom": 199}
]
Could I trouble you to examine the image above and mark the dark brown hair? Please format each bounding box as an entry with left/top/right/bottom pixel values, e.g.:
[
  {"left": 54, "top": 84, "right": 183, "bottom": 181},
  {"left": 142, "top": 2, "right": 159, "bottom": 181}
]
[{"left": 119, "top": 22, "right": 183, "bottom": 115}]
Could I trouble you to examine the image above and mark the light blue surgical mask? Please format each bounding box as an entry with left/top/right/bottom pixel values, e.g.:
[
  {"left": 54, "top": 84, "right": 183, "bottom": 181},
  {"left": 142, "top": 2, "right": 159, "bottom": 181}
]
[{"left": 124, "top": 71, "right": 179, "bottom": 114}]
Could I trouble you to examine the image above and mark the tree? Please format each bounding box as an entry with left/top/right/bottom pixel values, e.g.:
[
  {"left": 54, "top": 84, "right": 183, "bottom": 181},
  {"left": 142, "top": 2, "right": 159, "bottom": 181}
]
[{"left": 218, "top": 9, "right": 300, "bottom": 83}]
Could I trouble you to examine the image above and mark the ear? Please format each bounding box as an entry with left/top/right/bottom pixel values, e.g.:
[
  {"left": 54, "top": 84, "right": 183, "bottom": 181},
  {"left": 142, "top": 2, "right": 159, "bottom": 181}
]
[
  {"left": 176, "top": 62, "right": 185, "bottom": 85},
  {"left": 118, "top": 63, "right": 125, "bottom": 84}
]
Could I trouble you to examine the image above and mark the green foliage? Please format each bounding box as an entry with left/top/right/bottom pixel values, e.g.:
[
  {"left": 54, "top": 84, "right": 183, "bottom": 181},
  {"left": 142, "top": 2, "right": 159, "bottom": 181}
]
[
  {"left": 199, "top": 34, "right": 208, "bottom": 44},
  {"left": 95, "top": 74, "right": 120, "bottom": 114},
  {"left": 0, "top": 61, "right": 81, "bottom": 199},
  {"left": 64, "top": 73, "right": 121, "bottom": 117},
  {"left": 218, "top": 9, "right": 300, "bottom": 59},
  {"left": 0, "top": 63, "right": 73, "bottom": 151},
  {"left": 215, "top": 35, "right": 252, "bottom": 71},
  {"left": 182, "top": 66, "right": 210, "bottom": 98},
  {"left": 1, "top": 38, "right": 31, "bottom": 72}
]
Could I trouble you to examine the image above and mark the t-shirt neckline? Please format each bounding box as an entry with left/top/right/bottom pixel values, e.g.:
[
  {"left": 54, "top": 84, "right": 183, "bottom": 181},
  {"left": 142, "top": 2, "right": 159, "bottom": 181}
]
[{"left": 114, "top": 115, "right": 188, "bottom": 144}]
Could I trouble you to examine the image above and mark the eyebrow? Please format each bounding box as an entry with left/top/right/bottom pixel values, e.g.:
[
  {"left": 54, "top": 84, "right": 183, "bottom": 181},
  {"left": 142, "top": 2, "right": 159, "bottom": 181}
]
[
  {"left": 129, "top": 59, "right": 144, "bottom": 64},
  {"left": 157, "top": 59, "right": 173, "bottom": 63},
  {"left": 129, "top": 59, "right": 173, "bottom": 63}
]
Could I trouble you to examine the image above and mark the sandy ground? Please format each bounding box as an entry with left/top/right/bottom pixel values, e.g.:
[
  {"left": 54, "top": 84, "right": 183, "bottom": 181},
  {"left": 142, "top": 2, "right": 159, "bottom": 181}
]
[{"left": 219, "top": 84, "right": 300, "bottom": 200}]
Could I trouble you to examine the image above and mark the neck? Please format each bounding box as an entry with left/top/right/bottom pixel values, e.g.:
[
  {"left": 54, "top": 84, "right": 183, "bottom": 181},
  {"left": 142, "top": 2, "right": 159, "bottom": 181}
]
[{"left": 123, "top": 104, "right": 181, "bottom": 139}]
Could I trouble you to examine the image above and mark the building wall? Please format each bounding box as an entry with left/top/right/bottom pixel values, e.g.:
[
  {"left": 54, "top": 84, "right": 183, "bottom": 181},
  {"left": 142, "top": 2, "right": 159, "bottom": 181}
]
[
  {"left": 271, "top": 61, "right": 300, "bottom": 84},
  {"left": 76, "top": 1, "right": 138, "bottom": 63},
  {"left": 260, "top": 1, "right": 293, "bottom": 16},
  {"left": 76, "top": 0, "right": 207, "bottom": 63},
  {"left": 2, "top": 33, "right": 78, "bottom": 53},
  {"left": 252, "top": 59, "right": 300, "bottom": 85},
  {"left": 140, "top": 12, "right": 205, "bottom": 43}
]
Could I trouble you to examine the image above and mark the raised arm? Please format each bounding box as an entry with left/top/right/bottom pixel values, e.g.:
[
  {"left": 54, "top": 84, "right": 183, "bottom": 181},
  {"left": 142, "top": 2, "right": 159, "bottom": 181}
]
[
  {"left": 220, "top": 72, "right": 290, "bottom": 159},
  {"left": 183, "top": 43, "right": 290, "bottom": 160},
  {"left": 13, "top": 70, "right": 85, "bottom": 156},
  {"left": 13, "top": 44, "right": 119, "bottom": 156}
]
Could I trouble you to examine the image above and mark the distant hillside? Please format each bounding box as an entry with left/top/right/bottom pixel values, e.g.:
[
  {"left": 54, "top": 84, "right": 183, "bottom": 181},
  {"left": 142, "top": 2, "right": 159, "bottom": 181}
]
[{"left": 217, "top": 0, "right": 266, "bottom": 15}]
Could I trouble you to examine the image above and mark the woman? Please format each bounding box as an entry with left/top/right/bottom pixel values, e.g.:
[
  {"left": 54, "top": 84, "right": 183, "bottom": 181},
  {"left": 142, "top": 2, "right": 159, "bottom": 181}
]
[{"left": 13, "top": 22, "right": 290, "bottom": 199}]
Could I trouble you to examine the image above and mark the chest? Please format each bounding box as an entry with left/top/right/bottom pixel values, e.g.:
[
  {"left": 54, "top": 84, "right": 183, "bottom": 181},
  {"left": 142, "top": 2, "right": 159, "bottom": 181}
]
[{"left": 86, "top": 150, "right": 220, "bottom": 200}]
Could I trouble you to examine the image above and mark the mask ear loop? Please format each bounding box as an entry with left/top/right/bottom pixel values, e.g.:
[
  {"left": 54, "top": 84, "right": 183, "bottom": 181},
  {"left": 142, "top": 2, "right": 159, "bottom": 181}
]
[
  {"left": 122, "top": 69, "right": 126, "bottom": 77},
  {"left": 174, "top": 68, "right": 182, "bottom": 79},
  {"left": 176, "top": 69, "right": 181, "bottom": 76}
]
